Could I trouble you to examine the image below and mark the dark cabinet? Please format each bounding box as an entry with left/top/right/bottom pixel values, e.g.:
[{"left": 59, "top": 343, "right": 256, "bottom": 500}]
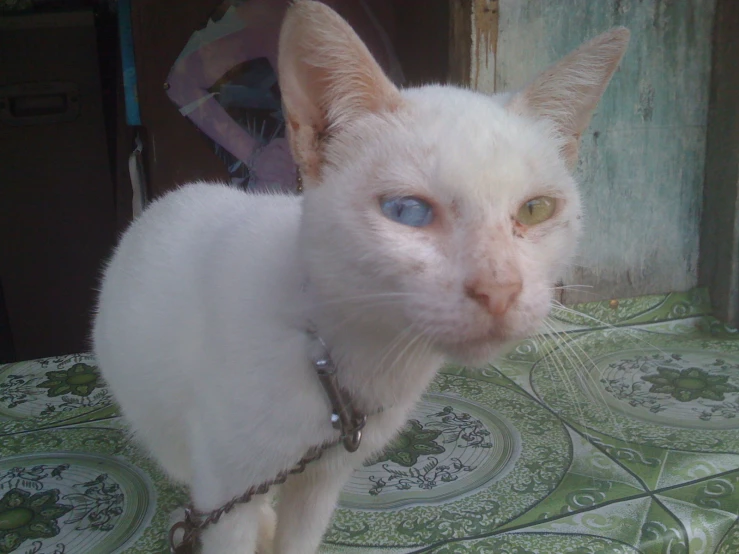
[{"left": 0, "top": 11, "right": 117, "bottom": 361}]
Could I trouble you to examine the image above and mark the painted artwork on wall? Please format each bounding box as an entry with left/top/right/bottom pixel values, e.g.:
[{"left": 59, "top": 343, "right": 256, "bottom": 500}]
[{"left": 165, "top": 0, "right": 404, "bottom": 193}]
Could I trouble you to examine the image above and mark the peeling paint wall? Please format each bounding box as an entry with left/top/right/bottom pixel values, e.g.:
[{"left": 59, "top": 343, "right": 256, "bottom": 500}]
[
  {"left": 491, "top": 0, "right": 715, "bottom": 302},
  {"left": 471, "top": 0, "right": 499, "bottom": 94}
]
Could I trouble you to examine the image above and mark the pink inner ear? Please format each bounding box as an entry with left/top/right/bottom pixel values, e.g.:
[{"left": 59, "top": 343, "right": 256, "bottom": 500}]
[
  {"left": 506, "top": 28, "right": 629, "bottom": 169},
  {"left": 278, "top": 0, "right": 402, "bottom": 182}
]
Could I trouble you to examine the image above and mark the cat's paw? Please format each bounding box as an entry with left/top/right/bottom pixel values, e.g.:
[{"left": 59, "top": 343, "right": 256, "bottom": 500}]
[{"left": 256, "top": 502, "right": 277, "bottom": 554}]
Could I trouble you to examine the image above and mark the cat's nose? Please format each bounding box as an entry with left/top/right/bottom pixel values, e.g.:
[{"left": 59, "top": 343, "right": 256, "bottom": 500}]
[{"left": 465, "top": 279, "right": 522, "bottom": 316}]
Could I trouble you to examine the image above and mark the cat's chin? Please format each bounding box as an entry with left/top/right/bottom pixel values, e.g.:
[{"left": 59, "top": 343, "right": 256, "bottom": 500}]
[{"left": 439, "top": 338, "right": 509, "bottom": 367}]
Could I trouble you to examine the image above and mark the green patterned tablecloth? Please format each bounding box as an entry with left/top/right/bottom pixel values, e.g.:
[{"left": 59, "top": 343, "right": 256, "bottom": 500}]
[{"left": 1, "top": 288, "right": 738, "bottom": 553}]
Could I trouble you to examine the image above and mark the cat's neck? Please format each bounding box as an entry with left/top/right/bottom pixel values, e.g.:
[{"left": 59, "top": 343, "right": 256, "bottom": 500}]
[{"left": 303, "top": 289, "right": 444, "bottom": 415}]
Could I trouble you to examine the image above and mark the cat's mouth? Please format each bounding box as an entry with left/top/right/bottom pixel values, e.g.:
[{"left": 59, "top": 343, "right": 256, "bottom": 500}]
[{"left": 431, "top": 314, "right": 538, "bottom": 364}]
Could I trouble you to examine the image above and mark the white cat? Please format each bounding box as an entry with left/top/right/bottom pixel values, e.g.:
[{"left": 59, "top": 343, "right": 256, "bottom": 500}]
[{"left": 92, "top": 2, "right": 629, "bottom": 553}]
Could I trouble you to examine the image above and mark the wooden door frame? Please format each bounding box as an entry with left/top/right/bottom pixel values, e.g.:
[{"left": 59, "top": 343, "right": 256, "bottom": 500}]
[{"left": 449, "top": 0, "right": 498, "bottom": 93}]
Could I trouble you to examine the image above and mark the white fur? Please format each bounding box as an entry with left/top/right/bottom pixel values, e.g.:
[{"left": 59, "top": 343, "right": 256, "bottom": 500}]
[{"left": 92, "top": 2, "right": 628, "bottom": 553}]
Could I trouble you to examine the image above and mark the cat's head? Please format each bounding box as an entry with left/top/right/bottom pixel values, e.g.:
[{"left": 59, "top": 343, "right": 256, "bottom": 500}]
[{"left": 279, "top": 1, "right": 629, "bottom": 364}]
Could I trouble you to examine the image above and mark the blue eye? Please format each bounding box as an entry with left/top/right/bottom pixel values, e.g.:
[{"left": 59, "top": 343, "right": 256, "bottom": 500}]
[{"left": 380, "top": 196, "right": 433, "bottom": 227}]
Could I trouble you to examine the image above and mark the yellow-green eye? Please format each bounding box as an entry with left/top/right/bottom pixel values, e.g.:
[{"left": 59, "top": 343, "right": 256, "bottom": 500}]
[{"left": 516, "top": 196, "right": 557, "bottom": 226}]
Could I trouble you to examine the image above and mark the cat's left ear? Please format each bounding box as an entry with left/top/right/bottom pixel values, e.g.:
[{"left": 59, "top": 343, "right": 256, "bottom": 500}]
[
  {"left": 278, "top": 0, "right": 402, "bottom": 183},
  {"left": 507, "top": 28, "right": 630, "bottom": 169}
]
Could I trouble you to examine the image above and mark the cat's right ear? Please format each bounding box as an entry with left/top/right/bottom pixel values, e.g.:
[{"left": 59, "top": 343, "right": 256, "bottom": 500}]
[
  {"left": 278, "top": 0, "right": 402, "bottom": 184},
  {"left": 507, "top": 28, "right": 630, "bottom": 169}
]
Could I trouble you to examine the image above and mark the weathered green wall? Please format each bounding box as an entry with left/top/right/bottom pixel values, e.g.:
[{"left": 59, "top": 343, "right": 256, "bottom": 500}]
[{"left": 495, "top": 0, "right": 715, "bottom": 302}]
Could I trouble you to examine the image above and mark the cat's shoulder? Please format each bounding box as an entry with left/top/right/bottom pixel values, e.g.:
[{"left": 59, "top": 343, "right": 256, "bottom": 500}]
[{"left": 113, "top": 183, "right": 303, "bottom": 265}]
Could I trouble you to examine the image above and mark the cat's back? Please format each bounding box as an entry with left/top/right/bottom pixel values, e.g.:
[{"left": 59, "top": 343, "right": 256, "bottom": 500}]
[
  {"left": 96, "top": 180, "right": 303, "bottom": 345},
  {"left": 96, "top": 182, "right": 301, "bottom": 321},
  {"left": 107, "top": 182, "right": 301, "bottom": 275}
]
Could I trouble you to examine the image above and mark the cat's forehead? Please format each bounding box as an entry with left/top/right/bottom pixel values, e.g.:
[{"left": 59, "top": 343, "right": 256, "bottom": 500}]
[{"left": 387, "top": 86, "right": 573, "bottom": 206}]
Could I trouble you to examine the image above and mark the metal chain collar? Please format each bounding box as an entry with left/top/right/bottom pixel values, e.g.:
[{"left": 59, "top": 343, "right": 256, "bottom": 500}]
[{"left": 168, "top": 331, "right": 367, "bottom": 554}]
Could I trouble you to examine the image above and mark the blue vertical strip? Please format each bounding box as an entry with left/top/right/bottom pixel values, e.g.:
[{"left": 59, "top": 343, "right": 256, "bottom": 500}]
[{"left": 118, "top": 0, "right": 142, "bottom": 126}]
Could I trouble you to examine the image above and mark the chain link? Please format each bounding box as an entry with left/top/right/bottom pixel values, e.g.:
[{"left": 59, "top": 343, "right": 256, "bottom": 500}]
[
  {"left": 169, "top": 442, "right": 333, "bottom": 553},
  {"left": 168, "top": 419, "right": 367, "bottom": 553},
  {"left": 168, "top": 330, "right": 368, "bottom": 553}
]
